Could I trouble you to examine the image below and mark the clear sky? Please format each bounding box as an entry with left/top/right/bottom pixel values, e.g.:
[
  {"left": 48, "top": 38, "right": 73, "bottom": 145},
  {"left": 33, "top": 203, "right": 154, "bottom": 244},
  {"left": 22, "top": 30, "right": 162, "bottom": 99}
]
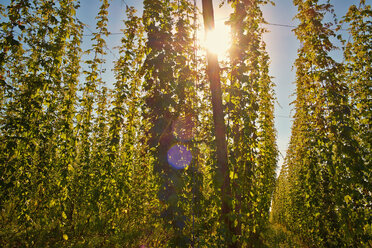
[{"left": 77, "top": 0, "right": 360, "bottom": 173}]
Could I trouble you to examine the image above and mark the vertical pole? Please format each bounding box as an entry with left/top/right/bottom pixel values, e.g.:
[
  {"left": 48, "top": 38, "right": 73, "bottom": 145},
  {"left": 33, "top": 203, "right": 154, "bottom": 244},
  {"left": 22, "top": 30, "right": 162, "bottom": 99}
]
[
  {"left": 201, "top": 0, "right": 234, "bottom": 246},
  {"left": 192, "top": 1, "right": 197, "bottom": 246}
]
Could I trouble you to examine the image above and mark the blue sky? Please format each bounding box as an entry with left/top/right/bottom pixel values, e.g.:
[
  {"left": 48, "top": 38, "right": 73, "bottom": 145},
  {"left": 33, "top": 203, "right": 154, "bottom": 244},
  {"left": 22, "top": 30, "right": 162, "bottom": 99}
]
[{"left": 77, "top": 0, "right": 359, "bottom": 172}]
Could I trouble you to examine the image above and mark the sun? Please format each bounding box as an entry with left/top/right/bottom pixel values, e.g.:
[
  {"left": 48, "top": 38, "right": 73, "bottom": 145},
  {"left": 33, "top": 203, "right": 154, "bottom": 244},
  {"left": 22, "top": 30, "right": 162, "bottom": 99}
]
[{"left": 202, "top": 21, "right": 231, "bottom": 59}]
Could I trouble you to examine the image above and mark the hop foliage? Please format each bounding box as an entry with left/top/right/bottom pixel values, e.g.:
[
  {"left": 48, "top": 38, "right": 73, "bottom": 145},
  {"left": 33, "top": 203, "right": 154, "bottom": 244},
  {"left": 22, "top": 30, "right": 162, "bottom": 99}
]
[
  {"left": 271, "top": 1, "right": 371, "bottom": 247},
  {"left": 2, "top": 0, "right": 367, "bottom": 247}
]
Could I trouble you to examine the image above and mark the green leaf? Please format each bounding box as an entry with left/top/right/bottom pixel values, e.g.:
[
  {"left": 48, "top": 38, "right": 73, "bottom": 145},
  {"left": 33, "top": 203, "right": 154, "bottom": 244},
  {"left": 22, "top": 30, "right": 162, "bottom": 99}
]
[{"left": 344, "top": 195, "right": 352, "bottom": 204}]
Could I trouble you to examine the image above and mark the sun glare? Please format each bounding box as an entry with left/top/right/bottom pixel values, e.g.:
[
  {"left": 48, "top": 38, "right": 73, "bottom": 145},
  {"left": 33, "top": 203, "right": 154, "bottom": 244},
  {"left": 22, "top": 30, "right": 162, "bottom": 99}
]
[{"left": 203, "top": 21, "right": 231, "bottom": 58}]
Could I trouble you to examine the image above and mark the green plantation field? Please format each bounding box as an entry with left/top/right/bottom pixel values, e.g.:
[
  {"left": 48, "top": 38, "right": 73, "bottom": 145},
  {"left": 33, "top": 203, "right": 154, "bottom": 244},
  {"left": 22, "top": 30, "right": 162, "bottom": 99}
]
[{"left": 0, "top": 0, "right": 370, "bottom": 247}]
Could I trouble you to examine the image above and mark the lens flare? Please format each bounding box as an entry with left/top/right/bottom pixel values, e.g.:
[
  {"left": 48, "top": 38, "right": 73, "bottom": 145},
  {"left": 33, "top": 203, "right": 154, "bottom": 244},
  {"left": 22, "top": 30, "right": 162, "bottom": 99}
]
[{"left": 167, "top": 144, "right": 192, "bottom": 170}]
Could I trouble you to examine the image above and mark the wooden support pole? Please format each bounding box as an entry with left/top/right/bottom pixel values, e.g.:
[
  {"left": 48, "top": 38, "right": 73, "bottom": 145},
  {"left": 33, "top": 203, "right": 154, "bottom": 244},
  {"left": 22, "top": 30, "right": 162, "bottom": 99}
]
[{"left": 201, "top": 0, "right": 235, "bottom": 246}]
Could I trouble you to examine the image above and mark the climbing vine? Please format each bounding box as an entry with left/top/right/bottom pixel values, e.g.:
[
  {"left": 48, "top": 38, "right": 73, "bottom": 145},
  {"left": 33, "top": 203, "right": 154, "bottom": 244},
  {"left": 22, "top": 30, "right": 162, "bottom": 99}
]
[
  {"left": 1, "top": 0, "right": 368, "bottom": 247},
  {"left": 271, "top": 1, "right": 371, "bottom": 247}
]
